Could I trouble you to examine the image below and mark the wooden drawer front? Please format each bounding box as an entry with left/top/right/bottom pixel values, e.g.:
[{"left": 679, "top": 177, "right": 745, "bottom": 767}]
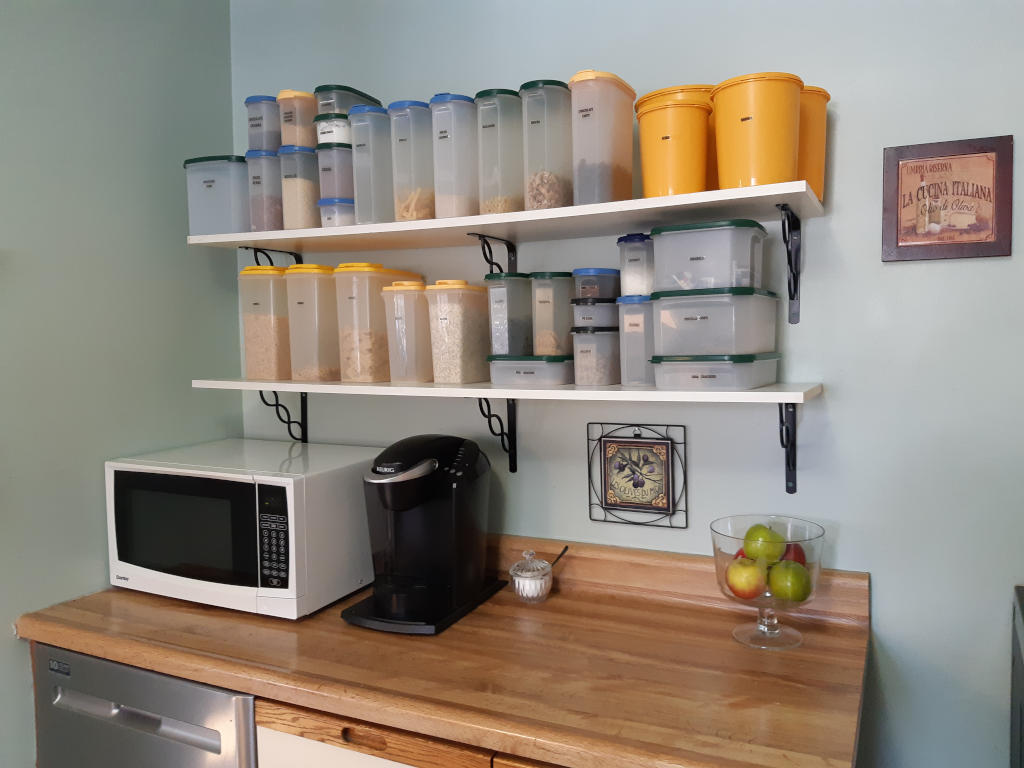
[
  {"left": 255, "top": 699, "right": 493, "bottom": 768},
  {"left": 493, "top": 757, "right": 565, "bottom": 768}
]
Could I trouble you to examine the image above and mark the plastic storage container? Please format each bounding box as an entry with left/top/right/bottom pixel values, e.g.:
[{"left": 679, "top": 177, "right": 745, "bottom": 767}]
[
  {"left": 388, "top": 100, "right": 435, "bottom": 220},
  {"left": 314, "top": 113, "right": 351, "bottom": 144},
  {"left": 314, "top": 84, "right": 382, "bottom": 115},
  {"left": 488, "top": 355, "right": 573, "bottom": 387},
  {"left": 571, "top": 327, "right": 620, "bottom": 386},
  {"left": 245, "top": 150, "right": 282, "bottom": 232},
  {"left": 652, "top": 353, "right": 780, "bottom": 390},
  {"left": 531, "top": 272, "right": 574, "bottom": 355},
  {"left": 485, "top": 273, "right": 532, "bottom": 355},
  {"left": 572, "top": 268, "right": 620, "bottom": 298},
  {"left": 652, "top": 220, "right": 766, "bottom": 290},
  {"left": 277, "top": 89, "right": 317, "bottom": 147},
  {"left": 673, "top": 85, "right": 718, "bottom": 190},
  {"left": 245, "top": 95, "right": 281, "bottom": 151},
  {"left": 350, "top": 105, "right": 394, "bottom": 223},
  {"left": 617, "top": 295, "right": 654, "bottom": 386},
  {"left": 651, "top": 288, "right": 778, "bottom": 355},
  {"left": 183, "top": 155, "right": 249, "bottom": 235},
  {"left": 425, "top": 280, "right": 490, "bottom": 384},
  {"left": 382, "top": 281, "right": 433, "bottom": 383},
  {"left": 318, "top": 197, "right": 354, "bottom": 227},
  {"left": 334, "top": 263, "right": 424, "bottom": 382},
  {"left": 284, "top": 264, "right": 340, "bottom": 381},
  {"left": 571, "top": 298, "right": 617, "bottom": 327},
  {"left": 520, "top": 80, "right": 573, "bottom": 209},
  {"left": 568, "top": 70, "right": 636, "bottom": 204},
  {"left": 430, "top": 93, "right": 478, "bottom": 218},
  {"left": 618, "top": 234, "right": 654, "bottom": 295},
  {"left": 279, "top": 145, "right": 320, "bottom": 229},
  {"left": 799, "top": 86, "right": 830, "bottom": 201},
  {"left": 476, "top": 89, "right": 523, "bottom": 213},
  {"left": 635, "top": 87, "right": 711, "bottom": 197},
  {"left": 239, "top": 266, "right": 291, "bottom": 380},
  {"left": 316, "top": 143, "right": 354, "bottom": 199}
]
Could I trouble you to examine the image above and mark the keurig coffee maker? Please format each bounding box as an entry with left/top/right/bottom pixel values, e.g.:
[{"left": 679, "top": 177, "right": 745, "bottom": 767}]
[{"left": 342, "top": 435, "right": 504, "bottom": 635}]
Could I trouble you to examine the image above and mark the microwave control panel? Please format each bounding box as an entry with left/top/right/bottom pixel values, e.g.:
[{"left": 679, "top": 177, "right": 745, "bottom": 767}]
[{"left": 257, "top": 484, "right": 289, "bottom": 589}]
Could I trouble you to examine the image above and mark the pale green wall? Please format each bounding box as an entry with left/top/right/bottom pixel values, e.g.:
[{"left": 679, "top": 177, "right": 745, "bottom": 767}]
[{"left": 0, "top": 1, "right": 239, "bottom": 764}]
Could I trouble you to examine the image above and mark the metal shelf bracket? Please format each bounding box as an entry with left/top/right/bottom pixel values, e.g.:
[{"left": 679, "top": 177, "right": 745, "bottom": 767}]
[
  {"left": 477, "top": 398, "right": 518, "bottom": 473},
  {"left": 259, "top": 391, "right": 308, "bottom": 443},
  {"left": 468, "top": 233, "right": 518, "bottom": 274},
  {"left": 241, "top": 246, "right": 304, "bottom": 266},
  {"left": 778, "top": 403, "right": 797, "bottom": 494},
  {"left": 777, "top": 203, "right": 801, "bottom": 324}
]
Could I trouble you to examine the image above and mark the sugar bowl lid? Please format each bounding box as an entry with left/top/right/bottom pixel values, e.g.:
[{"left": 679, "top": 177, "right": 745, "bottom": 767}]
[{"left": 509, "top": 550, "right": 551, "bottom": 580}]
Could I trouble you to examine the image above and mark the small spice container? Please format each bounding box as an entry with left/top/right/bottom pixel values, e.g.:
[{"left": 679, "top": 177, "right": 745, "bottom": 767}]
[
  {"left": 652, "top": 353, "right": 780, "bottom": 390},
  {"left": 520, "top": 80, "right": 573, "bottom": 209},
  {"left": 316, "top": 143, "right": 354, "bottom": 199},
  {"left": 618, "top": 233, "right": 654, "bottom": 296},
  {"left": 334, "top": 263, "right": 424, "bottom": 383},
  {"left": 571, "top": 327, "right": 621, "bottom": 386},
  {"left": 531, "top": 272, "right": 573, "bottom": 355},
  {"left": 651, "top": 288, "right": 778, "bottom": 355},
  {"left": 350, "top": 105, "right": 395, "bottom": 224},
  {"left": 318, "top": 197, "right": 354, "bottom": 227},
  {"left": 381, "top": 281, "right": 433, "bottom": 383},
  {"left": 488, "top": 355, "right": 573, "bottom": 387},
  {"left": 277, "top": 89, "right": 317, "bottom": 147},
  {"left": 617, "top": 295, "right": 655, "bottom": 387},
  {"left": 509, "top": 550, "right": 553, "bottom": 603},
  {"left": 476, "top": 89, "right": 524, "bottom": 214},
  {"left": 572, "top": 267, "right": 620, "bottom": 299},
  {"left": 651, "top": 220, "right": 767, "bottom": 291},
  {"left": 425, "top": 280, "right": 490, "bottom": 384},
  {"left": 279, "top": 145, "right": 320, "bottom": 229},
  {"left": 285, "top": 264, "right": 340, "bottom": 381},
  {"left": 239, "top": 266, "right": 291, "bottom": 380},
  {"left": 245, "top": 95, "right": 280, "bottom": 151},
  {"left": 571, "top": 298, "right": 617, "bottom": 327},
  {"left": 430, "top": 93, "right": 479, "bottom": 218},
  {"left": 313, "top": 112, "right": 351, "bottom": 144},
  {"left": 568, "top": 70, "right": 636, "bottom": 204},
  {"left": 485, "top": 272, "right": 532, "bottom": 356},
  {"left": 314, "top": 84, "right": 382, "bottom": 115},
  {"left": 245, "top": 150, "right": 283, "bottom": 232},
  {"left": 388, "top": 100, "right": 435, "bottom": 220},
  {"left": 183, "top": 155, "right": 249, "bottom": 235}
]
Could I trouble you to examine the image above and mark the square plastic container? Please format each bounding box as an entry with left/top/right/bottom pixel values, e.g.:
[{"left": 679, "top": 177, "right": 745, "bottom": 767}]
[
  {"left": 617, "top": 295, "right": 654, "bottom": 386},
  {"left": 316, "top": 143, "right": 354, "bottom": 199},
  {"left": 382, "top": 281, "right": 433, "bottom": 383},
  {"left": 652, "top": 220, "right": 767, "bottom": 290},
  {"left": 285, "top": 265, "right": 340, "bottom": 381},
  {"left": 245, "top": 95, "right": 280, "bottom": 151},
  {"left": 245, "top": 150, "right": 282, "bottom": 232},
  {"left": 476, "top": 89, "right": 524, "bottom": 213},
  {"left": 520, "top": 80, "right": 573, "bottom": 209},
  {"left": 314, "top": 113, "right": 351, "bottom": 144},
  {"left": 651, "top": 288, "right": 778, "bottom": 355},
  {"left": 318, "top": 197, "right": 354, "bottom": 227},
  {"left": 239, "top": 266, "right": 290, "bottom": 380},
  {"left": 314, "top": 84, "right": 382, "bottom": 115},
  {"left": 573, "top": 268, "right": 620, "bottom": 298},
  {"left": 183, "top": 155, "right": 249, "bottom": 235},
  {"left": 279, "top": 146, "right": 320, "bottom": 229},
  {"left": 531, "top": 272, "right": 574, "bottom": 355},
  {"left": 425, "top": 280, "right": 490, "bottom": 384},
  {"left": 430, "top": 93, "right": 478, "bottom": 218},
  {"left": 388, "top": 100, "right": 435, "bottom": 220},
  {"left": 618, "top": 233, "right": 654, "bottom": 295},
  {"left": 350, "top": 105, "right": 394, "bottom": 224},
  {"left": 488, "top": 355, "right": 573, "bottom": 387},
  {"left": 652, "top": 353, "right": 780, "bottom": 390},
  {"left": 571, "top": 327, "right": 621, "bottom": 386},
  {"left": 277, "top": 89, "right": 317, "bottom": 147},
  {"left": 485, "top": 273, "right": 532, "bottom": 355},
  {"left": 568, "top": 70, "right": 636, "bottom": 204},
  {"left": 571, "top": 298, "right": 617, "bottom": 327}
]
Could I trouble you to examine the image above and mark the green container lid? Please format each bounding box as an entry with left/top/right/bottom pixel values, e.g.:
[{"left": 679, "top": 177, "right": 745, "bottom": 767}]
[
  {"left": 519, "top": 79, "right": 570, "bottom": 92},
  {"left": 475, "top": 88, "right": 520, "bottom": 100},
  {"left": 529, "top": 271, "right": 572, "bottom": 279},
  {"left": 315, "top": 142, "right": 352, "bottom": 150},
  {"left": 650, "top": 219, "right": 767, "bottom": 236},
  {"left": 183, "top": 155, "right": 245, "bottom": 168},
  {"left": 651, "top": 353, "right": 781, "bottom": 364},
  {"left": 313, "top": 84, "right": 382, "bottom": 106},
  {"left": 650, "top": 287, "right": 777, "bottom": 300},
  {"left": 313, "top": 112, "right": 348, "bottom": 121},
  {"left": 484, "top": 272, "right": 531, "bottom": 280},
  {"left": 488, "top": 354, "right": 573, "bottom": 362}
]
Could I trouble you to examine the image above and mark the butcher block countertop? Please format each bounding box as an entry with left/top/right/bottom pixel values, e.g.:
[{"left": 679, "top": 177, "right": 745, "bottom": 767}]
[{"left": 17, "top": 536, "right": 870, "bottom": 768}]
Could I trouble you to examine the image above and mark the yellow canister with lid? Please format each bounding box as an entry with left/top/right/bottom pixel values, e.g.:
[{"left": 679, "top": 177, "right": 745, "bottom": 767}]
[
  {"left": 636, "top": 87, "right": 712, "bottom": 197},
  {"left": 424, "top": 280, "right": 490, "bottom": 384},
  {"left": 381, "top": 281, "right": 433, "bottom": 383},
  {"left": 798, "top": 86, "right": 830, "bottom": 201},
  {"left": 283, "top": 264, "right": 340, "bottom": 381},
  {"left": 239, "top": 266, "right": 291, "bottom": 381},
  {"left": 277, "top": 89, "right": 317, "bottom": 147}
]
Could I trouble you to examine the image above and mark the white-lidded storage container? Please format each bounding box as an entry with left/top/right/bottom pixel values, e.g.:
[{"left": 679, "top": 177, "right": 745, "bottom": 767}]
[
  {"left": 430, "top": 93, "right": 479, "bottom": 218},
  {"left": 652, "top": 353, "right": 780, "bottom": 390},
  {"left": 183, "top": 155, "right": 249, "bottom": 235},
  {"left": 618, "top": 233, "right": 654, "bottom": 295},
  {"left": 382, "top": 280, "right": 433, "bottom": 383},
  {"left": 652, "top": 219, "right": 767, "bottom": 290},
  {"left": 318, "top": 197, "right": 354, "bottom": 227},
  {"left": 425, "top": 280, "right": 490, "bottom": 384},
  {"left": 279, "top": 145, "right": 320, "bottom": 229},
  {"left": 476, "top": 89, "right": 524, "bottom": 213},
  {"left": 316, "top": 143, "right": 354, "bottom": 199},
  {"left": 277, "top": 89, "right": 317, "bottom": 147},
  {"left": 388, "top": 100, "right": 435, "bottom": 220},
  {"left": 314, "top": 112, "right": 351, "bottom": 144},
  {"left": 651, "top": 288, "right": 778, "bottom": 355},
  {"left": 245, "top": 95, "right": 280, "bottom": 151},
  {"left": 617, "top": 295, "right": 654, "bottom": 386},
  {"left": 568, "top": 70, "right": 636, "bottom": 204},
  {"left": 285, "top": 264, "right": 340, "bottom": 381},
  {"left": 520, "top": 79, "right": 573, "bottom": 209},
  {"left": 571, "top": 298, "right": 617, "bottom": 327},
  {"left": 245, "top": 150, "right": 282, "bottom": 232},
  {"left": 531, "top": 272, "right": 574, "bottom": 355},
  {"left": 350, "top": 105, "right": 395, "bottom": 224},
  {"left": 571, "top": 327, "right": 621, "bottom": 386},
  {"left": 485, "top": 272, "right": 532, "bottom": 355},
  {"left": 239, "top": 265, "right": 290, "bottom": 380},
  {"left": 572, "top": 268, "right": 620, "bottom": 299},
  {"left": 488, "top": 355, "right": 573, "bottom": 387},
  {"left": 314, "top": 84, "right": 382, "bottom": 115}
]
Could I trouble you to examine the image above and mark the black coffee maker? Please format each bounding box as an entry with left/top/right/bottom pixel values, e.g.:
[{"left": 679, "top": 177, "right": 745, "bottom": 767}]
[{"left": 342, "top": 435, "right": 504, "bottom": 635}]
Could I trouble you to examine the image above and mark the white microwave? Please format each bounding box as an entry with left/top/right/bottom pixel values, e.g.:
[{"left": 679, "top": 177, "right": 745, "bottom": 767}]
[{"left": 106, "top": 439, "right": 377, "bottom": 620}]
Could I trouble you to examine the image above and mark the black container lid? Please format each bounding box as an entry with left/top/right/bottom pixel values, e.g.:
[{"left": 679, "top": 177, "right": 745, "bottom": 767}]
[
  {"left": 571, "top": 297, "right": 616, "bottom": 305},
  {"left": 570, "top": 326, "right": 619, "bottom": 333}
]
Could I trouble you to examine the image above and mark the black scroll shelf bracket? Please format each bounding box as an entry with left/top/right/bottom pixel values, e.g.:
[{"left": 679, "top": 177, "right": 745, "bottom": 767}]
[
  {"left": 779, "top": 403, "right": 797, "bottom": 494},
  {"left": 478, "top": 398, "right": 517, "bottom": 473},
  {"left": 241, "top": 245, "right": 304, "bottom": 266},
  {"left": 467, "top": 233, "right": 518, "bottom": 274},
  {"left": 777, "top": 203, "right": 802, "bottom": 324}
]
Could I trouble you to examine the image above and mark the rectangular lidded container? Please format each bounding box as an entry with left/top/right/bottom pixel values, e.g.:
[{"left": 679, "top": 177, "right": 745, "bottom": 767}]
[
  {"left": 652, "top": 219, "right": 767, "bottom": 291},
  {"left": 314, "top": 84, "right": 382, "bottom": 115},
  {"left": 568, "top": 70, "right": 636, "bottom": 204},
  {"left": 618, "top": 233, "right": 654, "bottom": 296},
  {"left": 388, "top": 100, "right": 435, "bottom": 220},
  {"left": 531, "top": 272, "right": 574, "bottom": 355},
  {"left": 184, "top": 155, "right": 249, "bottom": 235},
  {"left": 476, "top": 89, "right": 524, "bottom": 213},
  {"left": 520, "top": 80, "right": 573, "bottom": 209},
  {"left": 425, "top": 280, "right": 490, "bottom": 384},
  {"left": 382, "top": 281, "right": 433, "bottom": 383},
  {"left": 239, "top": 266, "right": 291, "bottom": 380},
  {"left": 571, "top": 327, "right": 621, "bottom": 386},
  {"left": 349, "top": 105, "right": 394, "bottom": 224},
  {"left": 430, "top": 93, "right": 479, "bottom": 218},
  {"left": 651, "top": 288, "right": 778, "bottom": 355},
  {"left": 314, "top": 113, "right": 351, "bottom": 145},
  {"left": 279, "top": 145, "right": 320, "bottom": 229},
  {"left": 573, "top": 268, "right": 620, "bottom": 299},
  {"left": 652, "top": 353, "right": 780, "bottom": 390},
  {"left": 245, "top": 150, "right": 282, "bottom": 231},
  {"left": 485, "top": 272, "right": 532, "bottom": 356},
  {"left": 318, "top": 197, "right": 354, "bottom": 227},
  {"left": 277, "top": 89, "right": 317, "bottom": 147},
  {"left": 316, "top": 142, "right": 354, "bottom": 199},
  {"left": 617, "top": 295, "right": 654, "bottom": 386},
  {"left": 488, "top": 355, "right": 573, "bottom": 387},
  {"left": 285, "top": 264, "right": 340, "bottom": 381},
  {"left": 245, "top": 95, "right": 281, "bottom": 151},
  {"left": 571, "top": 298, "right": 618, "bottom": 327}
]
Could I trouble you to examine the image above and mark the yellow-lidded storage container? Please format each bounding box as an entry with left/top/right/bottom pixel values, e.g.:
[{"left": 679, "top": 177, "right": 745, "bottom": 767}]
[
  {"left": 285, "top": 264, "right": 340, "bottom": 381},
  {"left": 711, "top": 72, "right": 803, "bottom": 189},
  {"left": 798, "top": 86, "right": 830, "bottom": 201},
  {"left": 277, "top": 89, "right": 317, "bottom": 147},
  {"left": 425, "top": 280, "right": 490, "bottom": 384},
  {"left": 636, "top": 89, "right": 712, "bottom": 197},
  {"left": 381, "top": 281, "right": 433, "bottom": 383},
  {"left": 239, "top": 266, "right": 291, "bottom": 381},
  {"left": 642, "top": 84, "right": 718, "bottom": 190}
]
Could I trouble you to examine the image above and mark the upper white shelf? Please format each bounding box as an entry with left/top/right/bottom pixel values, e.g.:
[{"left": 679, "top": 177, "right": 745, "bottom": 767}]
[{"left": 186, "top": 181, "right": 822, "bottom": 253}]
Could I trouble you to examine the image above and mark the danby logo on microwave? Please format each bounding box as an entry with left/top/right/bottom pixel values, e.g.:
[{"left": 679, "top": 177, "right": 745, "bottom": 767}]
[{"left": 115, "top": 574, "right": 130, "bottom": 582}]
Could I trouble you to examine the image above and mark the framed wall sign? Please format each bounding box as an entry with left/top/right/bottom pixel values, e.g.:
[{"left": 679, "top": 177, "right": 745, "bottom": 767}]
[{"left": 881, "top": 135, "right": 1012, "bottom": 262}]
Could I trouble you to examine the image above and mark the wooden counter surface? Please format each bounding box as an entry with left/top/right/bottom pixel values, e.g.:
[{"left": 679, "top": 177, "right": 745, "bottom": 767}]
[{"left": 17, "top": 536, "right": 870, "bottom": 768}]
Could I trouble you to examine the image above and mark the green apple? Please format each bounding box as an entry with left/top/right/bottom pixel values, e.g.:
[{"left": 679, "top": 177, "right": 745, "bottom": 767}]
[
  {"left": 725, "top": 557, "right": 767, "bottom": 600},
  {"left": 743, "top": 524, "right": 786, "bottom": 563},
  {"left": 768, "top": 560, "right": 812, "bottom": 602}
]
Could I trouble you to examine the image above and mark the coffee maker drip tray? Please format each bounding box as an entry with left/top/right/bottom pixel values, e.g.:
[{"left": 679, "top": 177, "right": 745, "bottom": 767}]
[{"left": 342, "top": 579, "right": 507, "bottom": 635}]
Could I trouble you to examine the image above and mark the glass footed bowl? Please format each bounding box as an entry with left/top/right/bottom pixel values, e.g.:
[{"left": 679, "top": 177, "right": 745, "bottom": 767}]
[{"left": 709, "top": 514, "right": 825, "bottom": 650}]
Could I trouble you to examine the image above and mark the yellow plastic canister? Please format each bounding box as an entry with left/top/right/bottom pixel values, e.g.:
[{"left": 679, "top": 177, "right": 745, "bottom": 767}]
[
  {"left": 711, "top": 72, "right": 803, "bottom": 189},
  {"left": 798, "top": 86, "right": 830, "bottom": 201},
  {"left": 635, "top": 89, "right": 712, "bottom": 197},
  {"left": 637, "top": 85, "right": 719, "bottom": 190}
]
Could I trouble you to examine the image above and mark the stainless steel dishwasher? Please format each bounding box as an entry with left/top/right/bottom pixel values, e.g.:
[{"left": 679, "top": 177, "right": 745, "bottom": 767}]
[{"left": 32, "top": 643, "right": 256, "bottom": 767}]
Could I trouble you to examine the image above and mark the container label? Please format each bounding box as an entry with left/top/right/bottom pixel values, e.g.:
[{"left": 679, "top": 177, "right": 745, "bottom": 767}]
[
  {"left": 482, "top": 123, "right": 496, "bottom": 129},
  {"left": 283, "top": 172, "right": 297, "bottom": 179},
  {"left": 252, "top": 174, "right": 263, "bottom": 187},
  {"left": 530, "top": 119, "right": 541, "bottom": 125},
  {"left": 689, "top": 255, "right": 705, "bottom": 261},
  {"left": 579, "top": 347, "right": 592, "bottom": 355},
  {"left": 683, "top": 315, "right": 709, "bottom": 322},
  {"left": 202, "top": 178, "right": 216, "bottom": 188},
  {"left": 515, "top": 369, "right": 535, "bottom": 376},
  {"left": 437, "top": 129, "right": 449, "bottom": 140},
  {"left": 321, "top": 165, "right": 333, "bottom": 173},
  {"left": 578, "top": 107, "right": 594, "bottom": 119},
  {"left": 627, "top": 257, "right": 641, "bottom": 263},
  {"left": 248, "top": 116, "right": 263, "bottom": 129},
  {"left": 356, "top": 142, "right": 367, "bottom": 149},
  {"left": 626, "top": 319, "right": 643, "bottom": 331},
  {"left": 581, "top": 313, "right": 595, "bottom": 322},
  {"left": 282, "top": 110, "right": 295, "bottom": 124},
  {"left": 538, "top": 299, "right": 550, "bottom": 305}
]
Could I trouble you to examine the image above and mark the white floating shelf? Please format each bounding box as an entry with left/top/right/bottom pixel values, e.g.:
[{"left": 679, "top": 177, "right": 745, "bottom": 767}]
[{"left": 186, "top": 181, "right": 822, "bottom": 253}]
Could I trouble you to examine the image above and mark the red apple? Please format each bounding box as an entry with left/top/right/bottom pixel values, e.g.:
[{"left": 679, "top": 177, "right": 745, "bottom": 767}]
[
  {"left": 725, "top": 557, "right": 767, "bottom": 600},
  {"left": 733, "top": 547, "right": 746, "bottom": 560},
  {"left": 780, "top": 543, "right": 807, "bottom": 566}
]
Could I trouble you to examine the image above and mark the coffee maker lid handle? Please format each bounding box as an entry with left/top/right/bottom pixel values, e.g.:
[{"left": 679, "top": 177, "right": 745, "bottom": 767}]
[{"left": 363, "top": 458, "right": 439, "bottom": 485}]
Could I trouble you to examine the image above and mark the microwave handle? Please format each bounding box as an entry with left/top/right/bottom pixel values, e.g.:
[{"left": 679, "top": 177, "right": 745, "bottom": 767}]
[{"left": 363, "top": 458, "right": 438, "bottom": 485}]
